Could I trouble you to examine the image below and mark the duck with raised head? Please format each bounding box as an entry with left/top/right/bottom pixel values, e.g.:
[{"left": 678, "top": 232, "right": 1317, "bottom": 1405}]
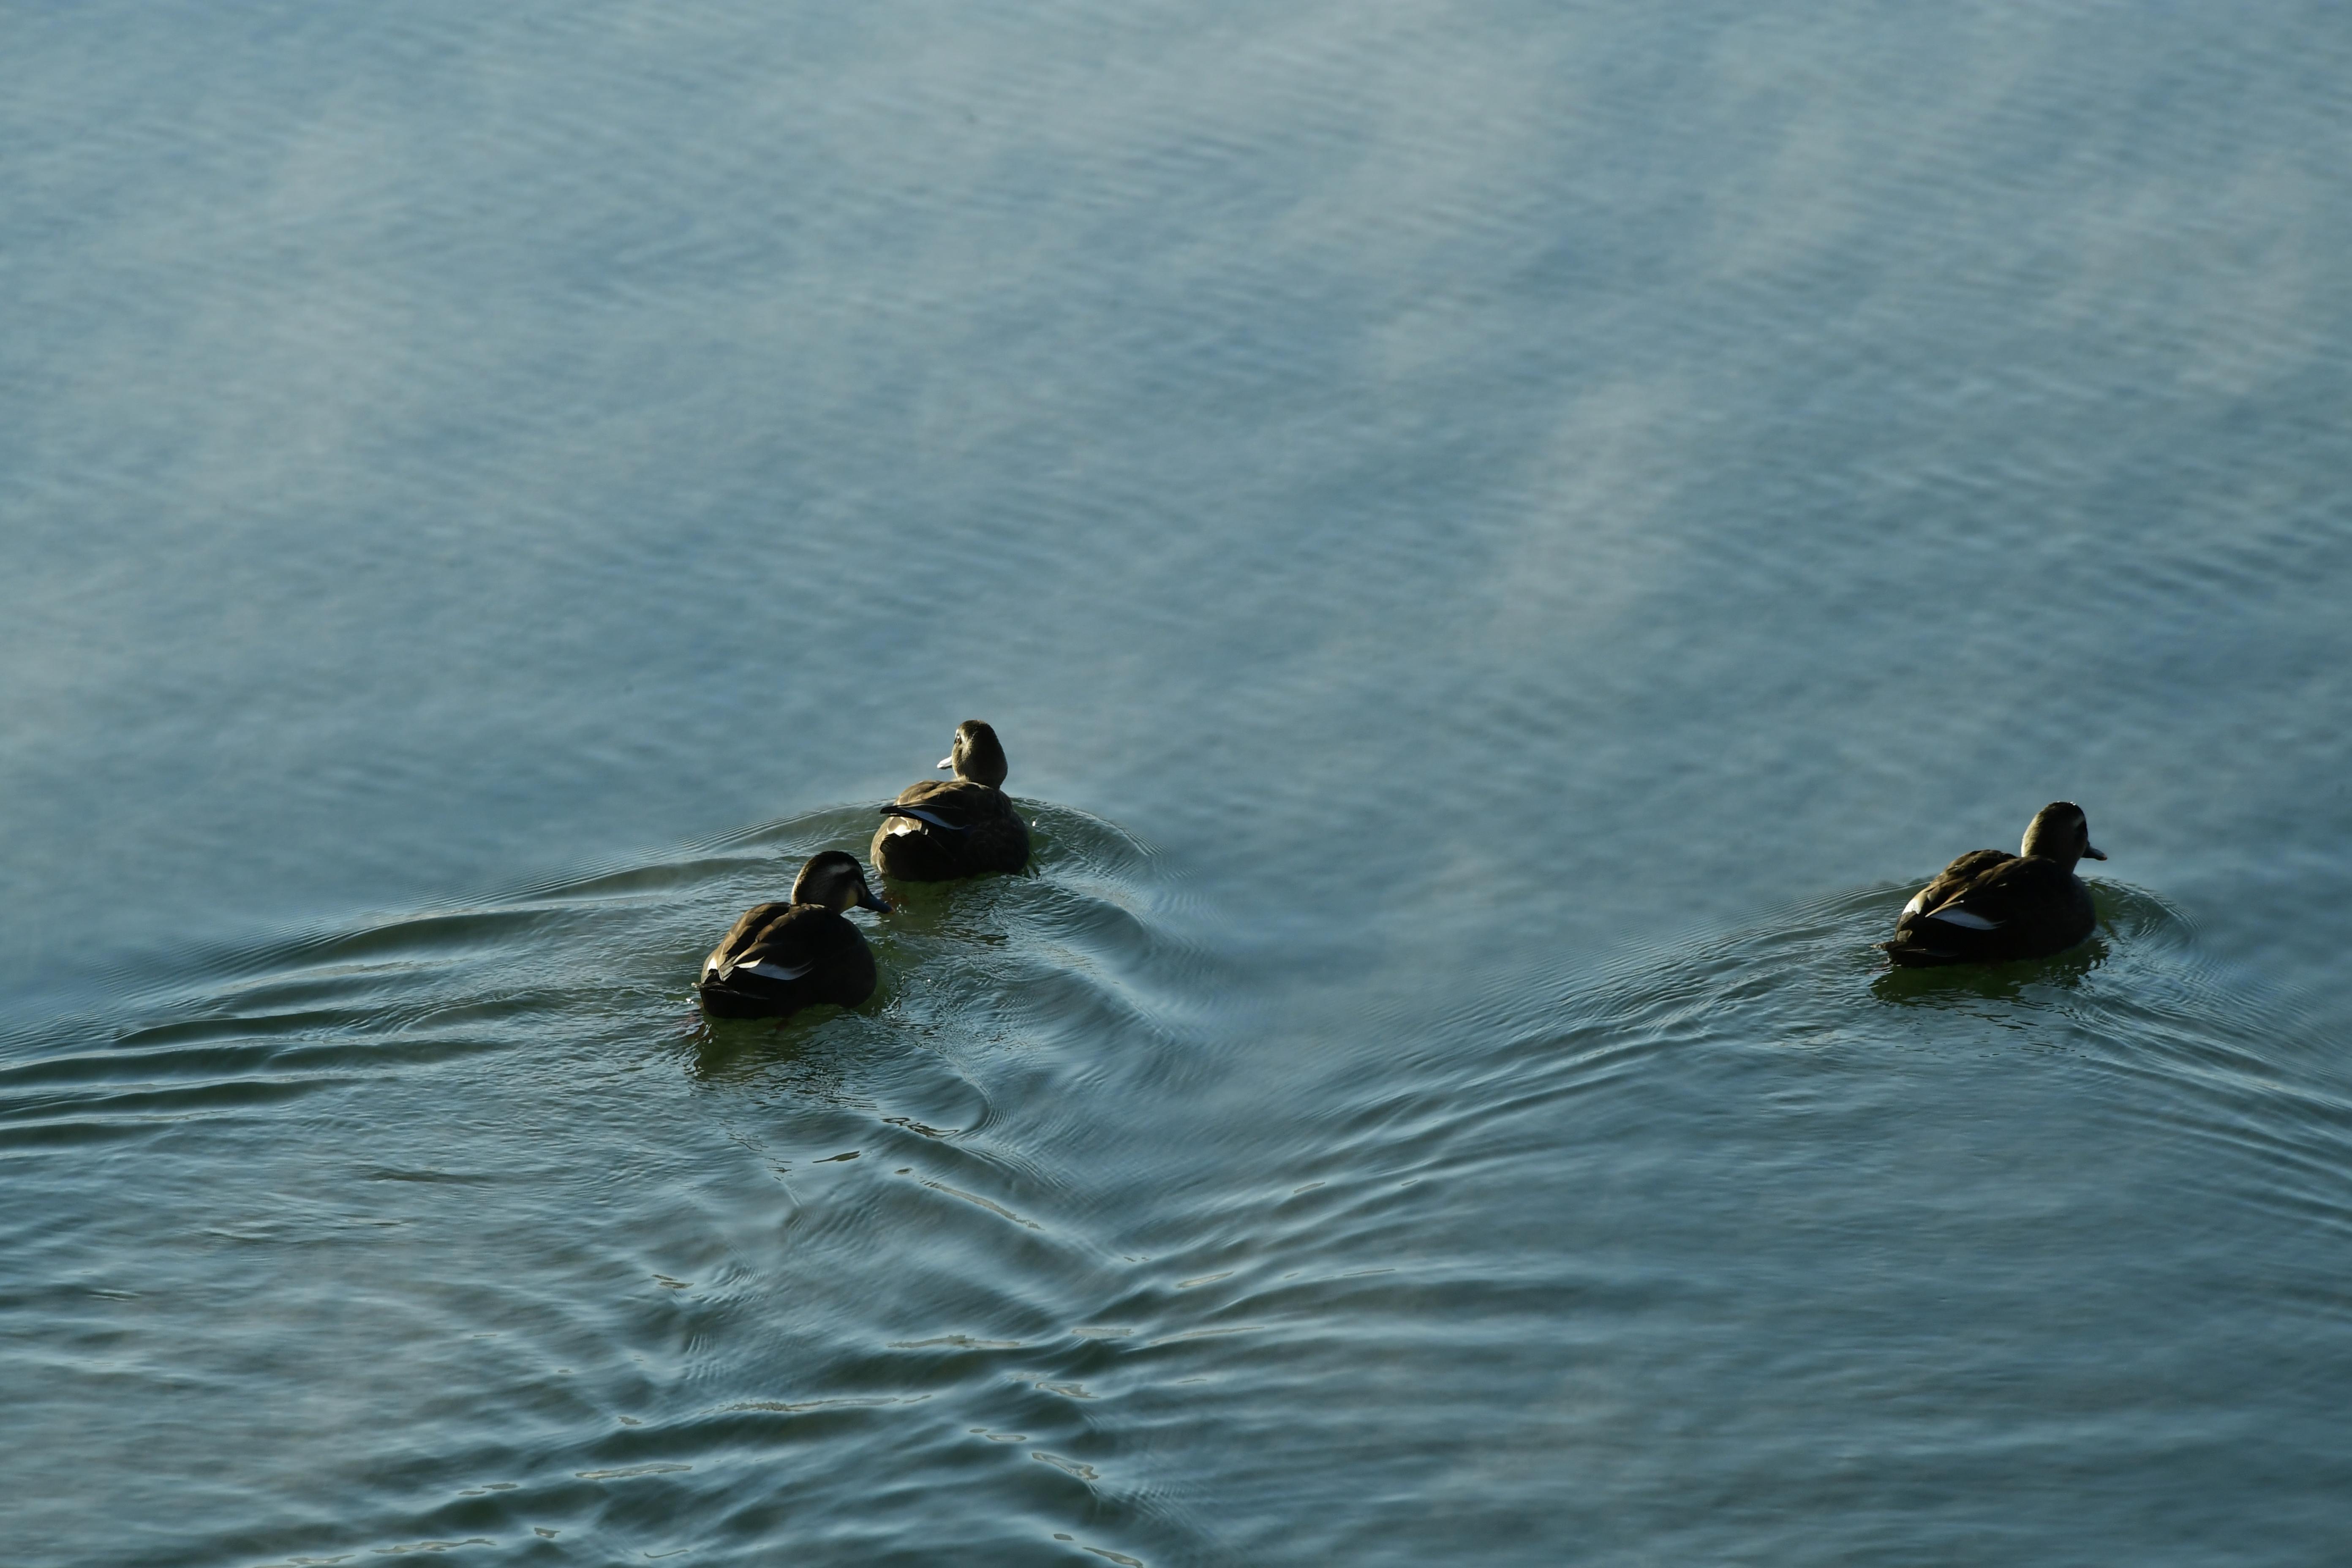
[
  {"left": 1883, "top": 801, "right": 2108, "bottom": 967},
  {"left": 697, "top": 851, "right": 891, "bottom": 1019},
  {"left": 870, "top": 719, "right": 1032, "bottom": 882}
]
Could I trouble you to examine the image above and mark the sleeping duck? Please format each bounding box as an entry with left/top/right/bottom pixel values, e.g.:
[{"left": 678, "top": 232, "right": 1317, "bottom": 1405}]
[
  {"left": 869, "top": 719, "right": 1032, "bottom": 881},
  {"left": 697, "top": 850, "right": 891, "bottom": 1019},
  {"left": 1883, "top": 801, "right": 2107, "bottom": 967}
]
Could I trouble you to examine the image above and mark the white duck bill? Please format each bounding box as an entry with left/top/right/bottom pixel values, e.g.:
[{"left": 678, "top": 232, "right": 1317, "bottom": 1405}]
[{"left": 937, "top": 756, "right": 955, "bottom": 770}]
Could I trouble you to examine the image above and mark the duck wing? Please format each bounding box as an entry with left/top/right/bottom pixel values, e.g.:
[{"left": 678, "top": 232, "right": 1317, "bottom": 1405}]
[
  {"left": 702, "top": 902, "right": 787, "bottom": 982},
  {"left": 1900, "top": 849, "right": 2013, "bottom": 923},
  {"left": 699, "top": 902, "right": 878, "bottom": 1018},
  {"left": 874, "top": 780, "right": 1029, "bottom": 880},
  {"left": 879, "top": 779, "right": 998, "bottom": 833},
  {"left": 1919, "top": 854, "right": 2072, "bottom": 931},
  {"left": 701, "top": 902, "right": 832, "bottom": 983},
  {"left": 1886, "top": 851, "right": 2091, "bottom": 965}
]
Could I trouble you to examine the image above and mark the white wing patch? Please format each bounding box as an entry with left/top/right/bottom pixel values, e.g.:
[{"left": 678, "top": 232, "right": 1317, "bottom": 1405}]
[
  {"left": 886, "top": 818, "right": 919, "bottom": 836},
  {"left": 738, "top": 958, "right": 814, "bottom": 982},
  {"left": 1925, "top": 906, "right": 2001, "bottom": 931},
  {"left": 1902, "top": 890, "right": 1927, "bottom": 917}
]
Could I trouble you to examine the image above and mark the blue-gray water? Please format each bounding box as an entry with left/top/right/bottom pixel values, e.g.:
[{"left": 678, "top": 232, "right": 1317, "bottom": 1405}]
[{"left": 6, "top": 4, "right": 2352, "bottom": 1564}]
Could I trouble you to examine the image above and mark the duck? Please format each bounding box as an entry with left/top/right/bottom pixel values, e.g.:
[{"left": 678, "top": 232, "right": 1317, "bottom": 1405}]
[
  {"left": 1882, "top": 800, "right": 2108, "bottom": 967},
  {"left": 697, "top": 850, "right": 891, "bottom": 1019},
  {"left": 869, "top": 719, "right": 1032, "bottom": 882}
]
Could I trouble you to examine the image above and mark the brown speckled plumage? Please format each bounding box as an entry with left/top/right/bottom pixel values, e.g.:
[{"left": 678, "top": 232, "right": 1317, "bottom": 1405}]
[
  {"left": 697, "top": 851, "right": 889, "bottom": 1019},
  {"left": 871, "top": 720, "right": 1031, "bottom": 882},
  {"left": 1883, "top": 802, "right": 2107, "bottom": 967}
]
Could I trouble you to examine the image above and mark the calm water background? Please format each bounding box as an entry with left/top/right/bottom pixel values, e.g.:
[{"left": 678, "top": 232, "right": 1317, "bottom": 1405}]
[{"left": 6, "top": 3, "right": 2352, "bottom": 1563}]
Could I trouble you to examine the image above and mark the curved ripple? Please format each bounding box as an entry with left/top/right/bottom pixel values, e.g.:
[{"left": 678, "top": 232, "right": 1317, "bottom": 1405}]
[
  {"left": 17, "top": 814, "right": 2351, "bottom": 1568},
  {"left": 0, "top": 802, "right": 1241, "bottom": 1568},
  {"left": 1051, "top": 882, "right": 2352, "bottom": 1565}
]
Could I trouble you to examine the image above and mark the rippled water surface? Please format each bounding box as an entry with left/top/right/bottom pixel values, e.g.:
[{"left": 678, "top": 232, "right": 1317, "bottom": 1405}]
[{"left": 7, "top": 3, "right": 2352, "bottom": 1564}]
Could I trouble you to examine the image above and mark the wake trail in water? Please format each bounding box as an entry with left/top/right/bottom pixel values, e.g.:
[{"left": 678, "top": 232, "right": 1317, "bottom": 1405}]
[{"left": 0, "top": 801, "right": 1257, "bottom": 1568}]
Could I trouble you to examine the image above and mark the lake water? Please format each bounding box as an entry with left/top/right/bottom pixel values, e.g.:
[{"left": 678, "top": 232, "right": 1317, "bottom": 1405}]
[{"left": 6, "top": 4, "right": 2352, "bottom": 1564}]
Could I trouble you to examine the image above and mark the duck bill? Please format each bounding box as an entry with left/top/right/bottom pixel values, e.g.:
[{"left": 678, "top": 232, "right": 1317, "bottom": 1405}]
[
  {"left": 858, "top": 888, "right": 893, "bottom": 913},
  {"left": 2083, "top": 844, "right": 2107, "bottom": 861},
  {"left": 936, "top": 756, "right": 955, "bottom": 770}
]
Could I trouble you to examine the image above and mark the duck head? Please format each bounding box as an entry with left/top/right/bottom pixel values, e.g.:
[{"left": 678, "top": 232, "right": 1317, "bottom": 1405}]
[
  {"left": 2020, "top": 801, "right": 2106, "bottom": 869},
  {"left": 790, "top": 850, "right": 892, "bottom": 913},
  {"left": 937, "top": 720, "right": 1010, "bottom": 789}
]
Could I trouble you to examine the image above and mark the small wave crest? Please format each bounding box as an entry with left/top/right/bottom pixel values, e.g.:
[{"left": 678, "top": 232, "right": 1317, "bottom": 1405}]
[{"left": 0, "top": 797, "right": 1224, "bottom": 1568}]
